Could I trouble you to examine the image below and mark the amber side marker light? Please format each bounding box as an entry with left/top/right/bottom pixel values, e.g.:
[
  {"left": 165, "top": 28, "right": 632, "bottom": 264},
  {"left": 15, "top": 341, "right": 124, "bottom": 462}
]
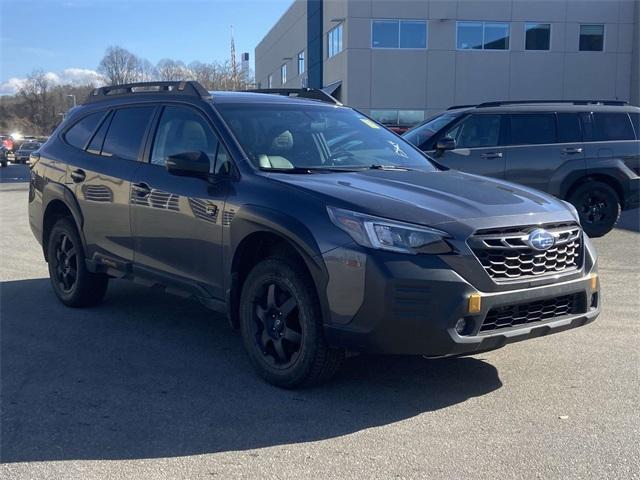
[
  {"left": 590, "top": 273, "right": 598, "bottom": 290},
  {"left": 468, "top": 293, "right": 482, "bottom": 314}
]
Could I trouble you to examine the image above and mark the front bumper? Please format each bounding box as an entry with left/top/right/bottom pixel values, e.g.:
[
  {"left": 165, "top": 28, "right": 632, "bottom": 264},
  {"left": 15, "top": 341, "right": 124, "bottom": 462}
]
[{"left": 322, "top": 245, "right": 600, "bottom": 357}]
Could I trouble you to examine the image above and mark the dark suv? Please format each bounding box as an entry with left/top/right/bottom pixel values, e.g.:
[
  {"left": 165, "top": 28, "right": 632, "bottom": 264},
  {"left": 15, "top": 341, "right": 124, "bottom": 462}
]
[
  {"left": 29, "top": 82, "right": 600, "bottom": 387},
  {"left": 404, "top": 101, "right": 640, "bottom": 237}
]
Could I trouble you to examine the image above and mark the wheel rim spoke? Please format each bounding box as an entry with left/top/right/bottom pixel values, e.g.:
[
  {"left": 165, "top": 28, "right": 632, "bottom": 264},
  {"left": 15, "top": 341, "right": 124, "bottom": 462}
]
[
  {"left": 283, "top": 328, "right": 301, "bottom": 344},
  {"left": 279, "top": 296, "right": 297, "bottom": 317},
  {"left": 266, "top": 284, "right": 276, "bottom": 309},
  {"left": 273, "top": 339, "right": 286, "bottom": 361}
]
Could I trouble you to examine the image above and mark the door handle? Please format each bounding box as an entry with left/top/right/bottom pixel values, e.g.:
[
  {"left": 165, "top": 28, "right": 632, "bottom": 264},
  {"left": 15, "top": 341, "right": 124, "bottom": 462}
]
[
  {"left": 480, "top": 152, "right": 503, "bottom": 159},
  {"left": 70, "top": 168, "right": 86, "bottom": 183},
  {"left": 562, "top": 147, "right": 583, "bottom": 155},
  {"left": 132, "top": 182, "right": 151, "bottom": 197}
]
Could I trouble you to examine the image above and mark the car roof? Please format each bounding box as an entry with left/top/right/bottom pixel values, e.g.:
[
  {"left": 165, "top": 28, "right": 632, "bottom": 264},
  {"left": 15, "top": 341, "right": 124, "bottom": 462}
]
[{"left": 448, "top": 103, "right": 640, "bottom": 114}]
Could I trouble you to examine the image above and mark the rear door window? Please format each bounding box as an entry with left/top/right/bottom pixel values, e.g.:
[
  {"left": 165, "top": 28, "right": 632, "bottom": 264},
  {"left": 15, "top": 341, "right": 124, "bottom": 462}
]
[
  {"left": 593, "top": 113, "right": 635, "bottom": 141},
  {"left": 102, "top": 107, "right": 156, "bottom": 161},
  {"left": 64, "top": 112, "right": 104, "bottom": 150},
  {"left": 87, "top": 111, "right": 113, "bottom": 155},
  {"left": 557, "top": 113, "right": 582, "bottom": 143},
  {"left": 509, "top": 114, "right": 556, "bottom": 145},
  {"left": 446, "top": 114, "right": 501, "bottom": 148}
]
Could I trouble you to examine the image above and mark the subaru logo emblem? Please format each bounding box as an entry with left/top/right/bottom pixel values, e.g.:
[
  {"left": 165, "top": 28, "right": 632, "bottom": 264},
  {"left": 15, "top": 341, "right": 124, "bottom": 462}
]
[{"left": 527, "top": 229, "right": 555, "bottom": 251}]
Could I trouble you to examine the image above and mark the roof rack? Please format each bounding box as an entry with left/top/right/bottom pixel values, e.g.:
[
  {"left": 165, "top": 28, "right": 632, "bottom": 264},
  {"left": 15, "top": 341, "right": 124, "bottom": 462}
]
[
  {"left": 475, "top": 100, "right": 628, "bottom": 108},
  {"left": 446, "top": 104, "right": 477, "bottom": 110},
  {"left": 86, "top": 81, "right": 211, "bottom": 104},
  {"left": 247, "top": 88, "right": 342, "bottom": 105}
]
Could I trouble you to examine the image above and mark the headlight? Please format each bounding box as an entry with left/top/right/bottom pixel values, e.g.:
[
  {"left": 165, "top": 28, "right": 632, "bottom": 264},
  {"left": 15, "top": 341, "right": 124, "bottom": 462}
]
[{"left": 327, "top": 207, "right": 451, "bottom": 255}]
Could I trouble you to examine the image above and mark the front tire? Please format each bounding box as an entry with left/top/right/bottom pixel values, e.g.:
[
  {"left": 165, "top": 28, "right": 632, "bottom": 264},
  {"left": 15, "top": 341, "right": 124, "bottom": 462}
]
[
  {"left": 239, "top": 257, "right": 344, "bottom": 388},
  {"left": 47, "top": 217, "right": 109, "bottom": 307},
  {"left": 568, "top": 181, "right": 621, "bottom": 237}
]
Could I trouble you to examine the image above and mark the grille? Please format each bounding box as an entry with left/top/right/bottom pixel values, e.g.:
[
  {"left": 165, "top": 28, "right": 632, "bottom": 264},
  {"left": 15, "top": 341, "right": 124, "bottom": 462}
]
[
  {"left": 469, "top": 223, "right": 582, "bottom": 282},
  {"left": 481, "top": 293, "right": 583, "bottom": 332}
]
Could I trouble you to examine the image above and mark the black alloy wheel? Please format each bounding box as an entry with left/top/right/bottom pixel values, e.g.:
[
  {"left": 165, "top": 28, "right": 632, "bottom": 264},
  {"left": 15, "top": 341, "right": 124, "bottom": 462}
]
[{"left": 253, "top": 282, "right": 303, "bottom": 368}]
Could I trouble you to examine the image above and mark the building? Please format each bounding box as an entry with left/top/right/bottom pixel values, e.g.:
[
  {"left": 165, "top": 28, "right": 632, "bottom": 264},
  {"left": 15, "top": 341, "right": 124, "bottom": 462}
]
[{"left": 255, "top": 0, "right": 640, "bottom": 129}]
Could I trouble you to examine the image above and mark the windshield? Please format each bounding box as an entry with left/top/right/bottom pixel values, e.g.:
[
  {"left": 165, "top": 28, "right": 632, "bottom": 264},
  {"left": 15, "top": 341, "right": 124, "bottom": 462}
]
[
  {"left": 21, "top": 143, "right": 40, "bottom": 150},
  {"left": 216, "top": 103, "right": 438, "bottom": 172},
  {"left": 403, "top": 112, "right": 461, "bottom": 148}
]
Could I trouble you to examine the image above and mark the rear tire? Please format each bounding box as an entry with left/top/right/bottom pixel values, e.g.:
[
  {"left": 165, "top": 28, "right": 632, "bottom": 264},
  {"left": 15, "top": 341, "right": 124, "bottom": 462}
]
[
  {"left": 568, "top": 181, "right": 621, "bottom": 238},
  {"left": 239, "top": 256, "right": 344, "bottom": 388},
  {"left": 47, "top": 217, "right": 109, "bottom": 307}
]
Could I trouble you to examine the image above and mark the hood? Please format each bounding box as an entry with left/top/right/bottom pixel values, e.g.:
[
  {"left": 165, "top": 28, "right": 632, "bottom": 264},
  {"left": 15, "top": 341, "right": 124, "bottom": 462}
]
[{"left": 268, "top": 169, "right": 576, "bottom": 231}]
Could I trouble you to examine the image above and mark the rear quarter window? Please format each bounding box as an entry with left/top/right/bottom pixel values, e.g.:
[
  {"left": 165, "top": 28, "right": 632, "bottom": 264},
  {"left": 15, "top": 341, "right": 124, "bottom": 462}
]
[
  {"left": 64, "top": 112, "right": 104, "bottom": 150},
  {"left": 592, "top": 112, "right": 635, "bottom": 141}
]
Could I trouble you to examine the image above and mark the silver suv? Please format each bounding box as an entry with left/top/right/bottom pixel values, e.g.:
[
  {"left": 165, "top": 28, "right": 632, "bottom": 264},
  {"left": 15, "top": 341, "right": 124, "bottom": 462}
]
[{"left": 404, "top": 100, "right": 640, "bottom": 237}]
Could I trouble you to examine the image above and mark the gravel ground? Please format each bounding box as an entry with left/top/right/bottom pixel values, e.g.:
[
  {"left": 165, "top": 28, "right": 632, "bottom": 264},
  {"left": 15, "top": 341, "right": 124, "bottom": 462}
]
[{"left": 1, "top": 178, "right": 639, "bottom": 480}]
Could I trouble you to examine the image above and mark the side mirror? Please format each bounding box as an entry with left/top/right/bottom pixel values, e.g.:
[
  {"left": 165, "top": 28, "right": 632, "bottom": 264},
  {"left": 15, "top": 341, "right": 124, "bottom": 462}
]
[
  {"left": 166, "top": 151, "right": 210, "bottom": 179},
  {"left": 436, "top": 136, "right": 456, "bottom": 152}
]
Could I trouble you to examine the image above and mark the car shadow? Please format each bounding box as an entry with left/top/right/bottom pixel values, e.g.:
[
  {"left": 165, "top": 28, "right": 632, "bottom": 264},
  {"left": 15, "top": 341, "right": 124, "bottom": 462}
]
[{"left": 1, "top": 278, "right": 502, "bottom": 462}]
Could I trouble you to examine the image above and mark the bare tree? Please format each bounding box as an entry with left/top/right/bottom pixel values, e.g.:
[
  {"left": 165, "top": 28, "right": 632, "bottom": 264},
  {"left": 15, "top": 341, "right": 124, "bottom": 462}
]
[
  {"left": 18, "top": 70, "right": 56, "bottom": 134},
  {"left": 156, "top": 59, "right": 191, "bottom": 81},
  {"left": 98, "top": 46, "right": 141, "bottom": 85},
  {"left": 136, "top": 58, "right": 158, "bottom": 82}
]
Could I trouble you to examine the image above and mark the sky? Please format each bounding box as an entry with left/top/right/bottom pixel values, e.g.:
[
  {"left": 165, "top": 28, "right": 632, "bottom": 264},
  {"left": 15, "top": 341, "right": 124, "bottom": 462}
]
[{"left": 0, "top": 0, "right": 293, "bottom": 94}]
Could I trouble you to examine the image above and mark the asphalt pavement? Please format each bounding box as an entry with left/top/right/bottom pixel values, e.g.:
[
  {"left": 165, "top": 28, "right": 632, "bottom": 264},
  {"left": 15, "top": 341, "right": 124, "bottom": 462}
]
[{"left": 1, "top": 181, "right": 639, "bottom": 480}]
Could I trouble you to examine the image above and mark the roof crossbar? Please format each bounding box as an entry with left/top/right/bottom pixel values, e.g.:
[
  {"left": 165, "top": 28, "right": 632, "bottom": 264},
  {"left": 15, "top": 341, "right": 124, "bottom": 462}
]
[
  {"left": 448, "top": 99, "right": 629, "bottom": 110},
  {"left": 247, "top": 88, "right": 342, "bottom": 105},
  {"left": 86, "top": 81, "right": 211, "bottom": 104}
]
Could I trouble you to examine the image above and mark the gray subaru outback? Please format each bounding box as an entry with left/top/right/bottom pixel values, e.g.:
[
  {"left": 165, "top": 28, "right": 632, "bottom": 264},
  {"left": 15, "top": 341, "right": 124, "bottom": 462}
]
[
  {"left": 29, "top": 83, "right": 600, "bottom": 387},
  {"left": 404, "top": 101, "right": 640, "bottom": 237}
]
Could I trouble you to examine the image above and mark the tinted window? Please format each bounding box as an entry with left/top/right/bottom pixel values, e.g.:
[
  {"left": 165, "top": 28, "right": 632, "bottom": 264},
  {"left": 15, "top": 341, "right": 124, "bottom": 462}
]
[
  {"left": 151, "top": 106, "right": 218, "bottom": 170},
  {"left": 593, "top": 113, "right": 635, "bottom": 141},
  {"left": 525, "top": 23, "right": 550, "bottom": 50},
  {"left": 457, "top": 22, "right": 483, "bottom": 49},
  {"left": 400, "top": 21, "right": 427, "bottom": 48},
  {"left": 404, "top": 113, "right": 461, "bottom": 149},
  {"left": 372, "top": 20, "right": 398, "bottom": 48},
  {"left": 64, "top": 112, "right": 104, "bottom": 150},
  {"left": 102, "top": 107, "right": 155, "bottom": 161},
  {"left": 87, "top": 111, "right": 112, "bottom": 155},
  {"left": 447, "top": 114, "right": 501, "bottom": 148},
  {"left": 484, "top": 23, "right": 509, "bottom": 50},
  {"left": 579, "top": 24, "right": 604, "bottom": 51},
  {"left": 629, "top": 112, "right": 640, "bottom": 140},
  {"left": 557, "top": 113, "right": 582, "bottom": 143},
  {"left": 509, "top": 114, "right": 556, "bottom": 145}
]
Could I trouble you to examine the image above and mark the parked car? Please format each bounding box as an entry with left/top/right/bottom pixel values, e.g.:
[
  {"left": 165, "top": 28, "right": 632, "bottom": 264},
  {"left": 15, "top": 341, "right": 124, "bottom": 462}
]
[
  {"left": 403, "top": 101, "right": 640, "bottom": 237},
  {"left": 0, "top": 146, "right": 8, "bottom": 167},
  {"left": 13, "top": 141, "right": 42, "bottom": 164},
  {"left": 29, "top": 82, "right": 600, "bottom": 387}
]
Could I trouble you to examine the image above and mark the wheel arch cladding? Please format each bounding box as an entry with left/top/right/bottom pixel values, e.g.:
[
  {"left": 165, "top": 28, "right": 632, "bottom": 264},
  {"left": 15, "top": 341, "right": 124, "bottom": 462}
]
[
  {"left": 227, "top": 206, "right": 329, "bottom": 329},
  {"left": 42, "top": 185, "right": 85, "bottom": 261}
]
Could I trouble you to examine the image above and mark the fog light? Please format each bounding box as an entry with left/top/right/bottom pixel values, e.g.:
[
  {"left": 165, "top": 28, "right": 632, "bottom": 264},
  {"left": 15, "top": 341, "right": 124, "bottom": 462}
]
[
  {"left": 455, "top": 318, "right": 471, "bottom": 335},
  {"left": 468, "top": 293, "right": 482, "bottom": 314},
  {"left": 590, "top": 273, "right": 598, "bottom": 290}
]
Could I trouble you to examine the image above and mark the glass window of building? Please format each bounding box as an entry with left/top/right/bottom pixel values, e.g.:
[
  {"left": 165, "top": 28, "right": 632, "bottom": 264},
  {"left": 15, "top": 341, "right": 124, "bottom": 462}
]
[
  {"left": 328, "top": 23, "right": 343, "bottom": 58},
  {"left": 579, "top": 24, "right": 604, "bottom": 51},
  {"left": 525, "top": 23, "right": 550, "bottom": 50}
]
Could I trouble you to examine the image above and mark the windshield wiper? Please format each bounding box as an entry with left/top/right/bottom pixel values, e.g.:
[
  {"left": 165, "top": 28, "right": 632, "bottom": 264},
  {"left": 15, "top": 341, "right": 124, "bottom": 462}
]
[{"left": 368, "top": 164, "right": 414, "bottom": 171}]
